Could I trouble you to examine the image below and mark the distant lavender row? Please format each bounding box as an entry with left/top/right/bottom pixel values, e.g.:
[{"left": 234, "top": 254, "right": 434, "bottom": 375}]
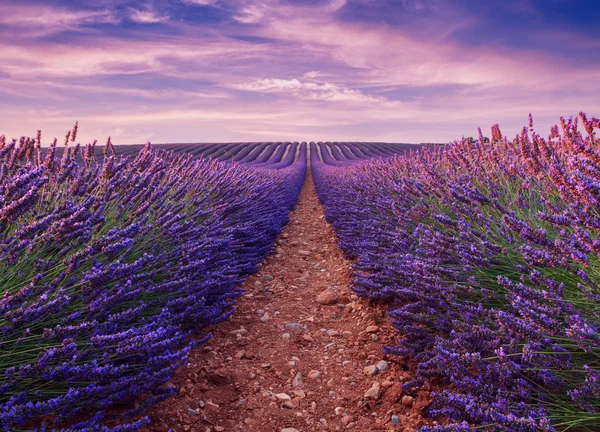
[
  {"left": 311, "top": 115, "right": 600, "bottom": 431},
  {"left": 0, "top": 130, "right": 305, "bottom": 430},
  {"left": 310, "top": 141, "right": 417, "bottom": 165},
  {"left": 55, "top": 141, "right": 304, "bottom": 165},
  {"left": 61, "top": 141, "right": 407, "bottom": 165}
]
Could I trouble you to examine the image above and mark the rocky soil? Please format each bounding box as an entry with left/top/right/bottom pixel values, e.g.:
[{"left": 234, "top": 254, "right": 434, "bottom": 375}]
[{"left": 141, "top": 174, "right": 436, "bottom": 432}]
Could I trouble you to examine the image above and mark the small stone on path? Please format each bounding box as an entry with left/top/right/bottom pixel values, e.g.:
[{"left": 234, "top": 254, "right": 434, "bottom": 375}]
[
  {"left": 402, "top": 395, "right": 414, "bottom": 407},
  {"left": 293, "top": 372, "right": 303, "bottom": 388},
  {"left": 292, "top": 389, "right": 305, "bottom": 398},
  {"left": 341, "top": 415, "right": 354, "bottom": 425},
  {"left": 307, "top": 370, "right": 321, "bottom": 380},
  {"left": 364, "top": 382, "right": 381, "bottom": 400},
  {"left": 363, "top": 365, "right": 379, "bottom": 376},
  {"left": 316, "top": 289, "right": 339, "bottom": 305},
  {"left": 366, "top": 325, "right": 379, "bottom": 333},
  {"left": 275, "top": 393, "right": 291, "bottom": 402},
  {"left": 376, "top": 360, "right": 389, "bottom": 371},
  {"left": 282, "top": 399, "right": 298, "bottom": 409}
]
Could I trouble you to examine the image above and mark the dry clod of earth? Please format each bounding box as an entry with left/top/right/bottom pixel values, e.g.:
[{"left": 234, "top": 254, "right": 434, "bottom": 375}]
[{"left": 140, "top": 174, "right": 435, "bottom": 431}]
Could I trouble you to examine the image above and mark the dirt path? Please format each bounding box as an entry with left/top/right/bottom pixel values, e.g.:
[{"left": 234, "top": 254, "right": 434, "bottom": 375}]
[{"left": 143, "top": 174, "right": 433, "bottom": 432}]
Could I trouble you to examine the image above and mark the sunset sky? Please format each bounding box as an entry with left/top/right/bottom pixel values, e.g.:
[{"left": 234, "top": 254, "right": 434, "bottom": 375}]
[{"left": 1, "top": 0, "right": 599, "bottom": 145}]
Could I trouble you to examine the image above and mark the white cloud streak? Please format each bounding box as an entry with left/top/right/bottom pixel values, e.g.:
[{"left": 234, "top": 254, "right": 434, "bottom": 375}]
[
  {"left": 233, "top": 5, "right": 265, "bottom": 24},
  {"left": 181, "top": 0, "right": 218, "bottom": 5},
  {"left": 128, "top": 8, "right": 170, "bottom": 24},
  {"left": 0, "top": 5, "right": 119, "bottom": 36},
  {"left": 232, "top": 78, "right": 387, "bottom": 103},
  {"left": 303, "top": 71, "right": 325, "bottom": 79}
]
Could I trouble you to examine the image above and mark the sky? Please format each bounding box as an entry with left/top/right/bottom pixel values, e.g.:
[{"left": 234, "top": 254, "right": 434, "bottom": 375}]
[{"left": 1, "top": 0, "right": 599, "bottom": 145}]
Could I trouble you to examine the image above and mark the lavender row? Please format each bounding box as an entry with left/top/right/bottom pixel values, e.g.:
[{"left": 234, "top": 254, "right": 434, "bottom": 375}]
[
  {"left": 311, "top": 142, "right": 418, "bottom": 165},
  {"left": 311, "top": 115, "right": 600, "bottom": 431},
  {"left": 0, "top": 130, "right": 305, "bottom": 430},
  {"left": 53, "top": 141, "right": 302, "bottom": 165}
]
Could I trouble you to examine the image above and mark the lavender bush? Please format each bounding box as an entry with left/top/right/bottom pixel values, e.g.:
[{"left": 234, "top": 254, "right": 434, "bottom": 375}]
[
  {"left": 311, "top": 114, "right": 600, "bottom": 431},
  {"left": 0, "top": 128, "right": 305, "bottom": 430}
]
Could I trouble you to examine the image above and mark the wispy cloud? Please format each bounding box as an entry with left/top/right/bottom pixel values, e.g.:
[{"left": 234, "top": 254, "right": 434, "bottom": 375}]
[
  {"left": 332, "top": 0, "right": 348, "bottom": 10},
  {"left": 231, "top": 78, "right": 387, "bottom": 103},
  {"left": 0, "top": 36, "right": 272, "bottom": 80},
  {"left": 222, "top": 0, "right": 347, "bottom": 25},
  {"left": 0, "top": 4, "right": 119, "bottom": 37},
  {"left": 0, "top": 76, "right": 231, "bottom": 102},
  {"left": 303, "top": 71, "right": 325, "bottom": 79},
  {"left": 259, "top": 13, "right": 600, "bottom": 92},
  {"left": 181, "top": 0, "right": 218, "bottom": 5},
  {"left": 233, "top": 5, "right": 265, "bottom": 24},
  {"left": 128, "top": 8, "right": 170, "bottom": 24}
]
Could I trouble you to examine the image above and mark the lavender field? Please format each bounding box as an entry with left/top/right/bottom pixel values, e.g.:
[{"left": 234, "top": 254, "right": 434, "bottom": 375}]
[
  {"left": 0, "top": 131, "right": 307, "bottom": 430},
  {"left": 3, "top": 0, "right": 600, "bottom": 429},
  {"left": 1, "top": 113, "right": 599, "bottom": 431},
  {"left": 312, "top": 114, "right": 600, "bottom": 431}
]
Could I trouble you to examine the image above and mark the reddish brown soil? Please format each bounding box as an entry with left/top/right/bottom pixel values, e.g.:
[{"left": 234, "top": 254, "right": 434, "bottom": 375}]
[{"left": 141, "top": 174, "right": 436, "bottom": 432}]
